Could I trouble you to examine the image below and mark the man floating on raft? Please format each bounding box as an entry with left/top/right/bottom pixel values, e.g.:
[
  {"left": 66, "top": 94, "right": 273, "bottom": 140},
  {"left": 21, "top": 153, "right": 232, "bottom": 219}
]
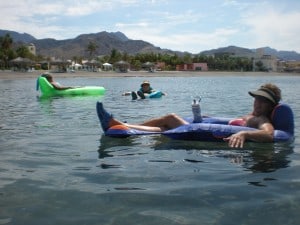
[
  {"left": 122, "top": 80, "right": 166, "bottom": 100},
  {"left": 97, "top": 83, "right": 294, "bottom": 148}
]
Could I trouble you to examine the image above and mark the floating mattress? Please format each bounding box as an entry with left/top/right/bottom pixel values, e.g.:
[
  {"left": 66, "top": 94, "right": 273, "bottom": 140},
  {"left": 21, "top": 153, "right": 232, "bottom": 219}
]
[{"left": 97, "top": 102, "right": 294, "bottom": 142}]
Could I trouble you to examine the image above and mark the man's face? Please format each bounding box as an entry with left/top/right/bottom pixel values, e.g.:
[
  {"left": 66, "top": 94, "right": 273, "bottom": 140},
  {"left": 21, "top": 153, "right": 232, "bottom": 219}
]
[
  {"left": 252, "top": 96, "right": 273, "bottom": 116},
  {"left": 142, "top": 84, "right": 150, "bottom": 91}
]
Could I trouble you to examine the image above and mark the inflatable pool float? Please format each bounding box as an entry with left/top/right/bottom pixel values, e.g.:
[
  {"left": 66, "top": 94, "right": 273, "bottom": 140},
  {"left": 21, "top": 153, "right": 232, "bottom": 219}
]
[
  {"left": 147, "top": 91, "right": 163, "bottom": 98},
  {"left": 37, "top": 76, "right": 106, "bottom": 97},
  {"left": 97, "top": 102, "right": 294, "bottom": 142},
  {"left": 128, "top": 91, "right": 163, "bottom": 99}
]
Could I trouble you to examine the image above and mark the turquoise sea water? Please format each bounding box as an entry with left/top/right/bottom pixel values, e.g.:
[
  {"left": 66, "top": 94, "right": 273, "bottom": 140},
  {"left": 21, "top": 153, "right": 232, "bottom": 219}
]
[{"left": 0, "top": 73, "right": 300, "bottom": 225}]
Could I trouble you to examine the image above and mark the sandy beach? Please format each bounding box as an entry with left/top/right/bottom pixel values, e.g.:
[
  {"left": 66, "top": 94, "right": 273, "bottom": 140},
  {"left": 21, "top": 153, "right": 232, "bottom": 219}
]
[{"left": 0, "top": 70, "right": 298, "bottom": 79}]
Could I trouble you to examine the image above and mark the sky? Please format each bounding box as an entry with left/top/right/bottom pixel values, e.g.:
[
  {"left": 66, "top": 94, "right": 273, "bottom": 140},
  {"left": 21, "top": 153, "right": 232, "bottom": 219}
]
[{"left": 1, "top": 0, "right": 300, "bottom": 54}]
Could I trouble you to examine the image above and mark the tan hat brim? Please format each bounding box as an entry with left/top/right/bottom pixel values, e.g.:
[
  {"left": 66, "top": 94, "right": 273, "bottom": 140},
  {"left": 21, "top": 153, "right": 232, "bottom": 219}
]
[
  {"left": 141, "top": 81, "right": 150, "bottom": 86},
  {"left": 248, "top": 90, "right": 276, "bottom": 104}
]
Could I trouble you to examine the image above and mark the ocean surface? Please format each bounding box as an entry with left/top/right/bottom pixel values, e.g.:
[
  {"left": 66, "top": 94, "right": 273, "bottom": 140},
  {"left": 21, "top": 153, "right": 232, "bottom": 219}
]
[{"left": 0, "top": 73, "right": 299, "bottom": 225}]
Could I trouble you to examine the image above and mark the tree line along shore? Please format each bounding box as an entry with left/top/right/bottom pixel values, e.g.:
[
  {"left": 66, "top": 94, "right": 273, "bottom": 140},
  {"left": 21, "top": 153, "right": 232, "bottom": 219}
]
[{"left": 1, "top": 70, "right": 297, "bottom": 80}]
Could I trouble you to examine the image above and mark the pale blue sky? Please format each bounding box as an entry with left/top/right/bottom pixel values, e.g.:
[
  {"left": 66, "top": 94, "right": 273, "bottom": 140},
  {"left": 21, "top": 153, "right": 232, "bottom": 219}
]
[{"left": 1, "top": 0, "right": 300, "bottom": 53}]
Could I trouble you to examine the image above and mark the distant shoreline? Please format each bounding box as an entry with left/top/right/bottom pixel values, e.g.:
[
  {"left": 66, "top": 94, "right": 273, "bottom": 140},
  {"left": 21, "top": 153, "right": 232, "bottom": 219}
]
[{"left": 0, "top": 70, "right": 299, "bottom": 79}]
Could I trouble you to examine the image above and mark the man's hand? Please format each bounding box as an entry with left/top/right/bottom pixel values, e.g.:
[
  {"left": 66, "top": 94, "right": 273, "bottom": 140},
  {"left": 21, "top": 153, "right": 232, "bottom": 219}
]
[{"left": 223, "top": 131, "right": 247, "bottom": 148}]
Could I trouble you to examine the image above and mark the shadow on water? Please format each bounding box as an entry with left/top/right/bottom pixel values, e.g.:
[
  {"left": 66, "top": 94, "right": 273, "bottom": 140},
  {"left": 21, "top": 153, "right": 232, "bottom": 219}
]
[
  {"left": 97, "top": 135, "right": 152, "bottom": 169},
  {"left": 155, "top": 136, "right": 294, "bottom": 173},
  {"left": 243, "top": 142, "right": 294, "bottom": 173},
  {"left": 98, "top": 133, "right": 294, "bottom": 173},
  {"left": 98, "top": 135, "right": 137, "bottom": 159},
  {"left": 37, "top": 94, "right": 105, "bottom": 103},
  {"left": 36, "top": 94, "right": 105, "bottom": 115}
]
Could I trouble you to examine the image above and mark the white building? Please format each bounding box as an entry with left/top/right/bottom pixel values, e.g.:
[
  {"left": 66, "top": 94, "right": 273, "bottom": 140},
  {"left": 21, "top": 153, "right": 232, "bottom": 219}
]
[
  {"left": 253, "top": 48, "right": 277, "bottom": 71},
  {"left": 27, "top": 43, "right": 36, "bottom": 55}
]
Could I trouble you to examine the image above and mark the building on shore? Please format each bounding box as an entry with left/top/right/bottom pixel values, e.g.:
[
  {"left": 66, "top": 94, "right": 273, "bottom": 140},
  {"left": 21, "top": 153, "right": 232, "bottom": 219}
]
[
  {"left": 114, "top": 60, "right": 129, "bottom": 73},
  {"left": 277, "top": 60, "right": 300, "bottom": 72},
  {"left": 204, "top": 47, "right": 278, "bottom": 72},
  {"left": 176, "top": 63, "right": 208, "bottom": 71},
  {"left": 9, "top": 57, "right": 33, "bottom": 71},
  {"left": 253, "top": 48, "right": 277, "bottom": 72},
  {"left": 27, "top": 43, "right": 36, "bottom": 55},
  {"left": 155, "top": 62, "right": 165, "bottom": 71}
]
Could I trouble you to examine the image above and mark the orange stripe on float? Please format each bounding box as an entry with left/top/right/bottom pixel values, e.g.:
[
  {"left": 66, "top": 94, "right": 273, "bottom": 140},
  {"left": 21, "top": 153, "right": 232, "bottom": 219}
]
[{"left": 110, "top": 125, "right": 129, "bottom": 130}]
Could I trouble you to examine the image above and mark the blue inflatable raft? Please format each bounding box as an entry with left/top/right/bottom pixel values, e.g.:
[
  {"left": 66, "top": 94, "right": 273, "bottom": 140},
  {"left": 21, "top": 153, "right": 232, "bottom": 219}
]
[{"left": 97, "top": 102, "right": 294, "bottom": 142}]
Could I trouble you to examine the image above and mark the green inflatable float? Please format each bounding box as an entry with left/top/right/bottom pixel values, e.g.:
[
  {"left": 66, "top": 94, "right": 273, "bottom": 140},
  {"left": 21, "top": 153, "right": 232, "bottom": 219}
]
[{"left": 36, "top": 75, "right": 106, "bottom": 97}]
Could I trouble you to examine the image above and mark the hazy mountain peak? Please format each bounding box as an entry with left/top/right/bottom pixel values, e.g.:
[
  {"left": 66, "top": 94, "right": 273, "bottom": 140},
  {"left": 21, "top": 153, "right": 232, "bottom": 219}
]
[
  {"left": 0, "top": 30, "right": 36, "bottom": 43},
  {"left": 110, "top": 31, "right": 129, "bottom": 42}
]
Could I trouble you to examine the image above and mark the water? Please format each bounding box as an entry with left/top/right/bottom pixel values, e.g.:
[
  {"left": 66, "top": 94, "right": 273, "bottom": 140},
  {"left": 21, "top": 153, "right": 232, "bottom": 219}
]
[{"left": 0, "top": 73, "right": 300, "bottom": 225}]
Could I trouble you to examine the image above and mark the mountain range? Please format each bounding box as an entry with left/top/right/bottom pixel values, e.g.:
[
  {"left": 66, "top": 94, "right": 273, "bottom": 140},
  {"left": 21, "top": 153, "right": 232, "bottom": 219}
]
[{"left": 1, "top": 29, "right": 300, "bottom": 61}]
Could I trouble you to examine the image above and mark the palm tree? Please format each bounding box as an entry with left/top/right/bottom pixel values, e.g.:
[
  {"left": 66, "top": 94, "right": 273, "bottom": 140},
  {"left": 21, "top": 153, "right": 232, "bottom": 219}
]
[
  {"left": 0, "top": 33, "right": 14, "bottom": 68},
  {"left": 16, "top": 45, "right": 35, "bottom": 59},
  {"left": 86, "top": 41, "right": 98, "bottom": 59},
  {"left": 0, "top": 33, "right": 13, "bottom": 50},
  {"left": 109, "top": 49, "right": 122, "bottom": 63}
]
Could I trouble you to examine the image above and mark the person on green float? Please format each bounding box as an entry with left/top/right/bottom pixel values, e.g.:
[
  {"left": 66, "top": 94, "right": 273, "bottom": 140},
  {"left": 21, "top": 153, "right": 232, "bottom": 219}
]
[{"left": 42, "top": 73, "right": 76, "bottom": 90}]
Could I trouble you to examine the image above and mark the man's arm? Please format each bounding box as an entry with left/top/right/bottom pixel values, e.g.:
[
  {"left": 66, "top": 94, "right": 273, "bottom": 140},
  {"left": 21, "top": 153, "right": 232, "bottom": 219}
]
[
  {"left": 51, "top": 82, "right": 73, "bottom": 90},
  {"left": 224, "top": 122, "right": 274, "bottom": 148}
]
